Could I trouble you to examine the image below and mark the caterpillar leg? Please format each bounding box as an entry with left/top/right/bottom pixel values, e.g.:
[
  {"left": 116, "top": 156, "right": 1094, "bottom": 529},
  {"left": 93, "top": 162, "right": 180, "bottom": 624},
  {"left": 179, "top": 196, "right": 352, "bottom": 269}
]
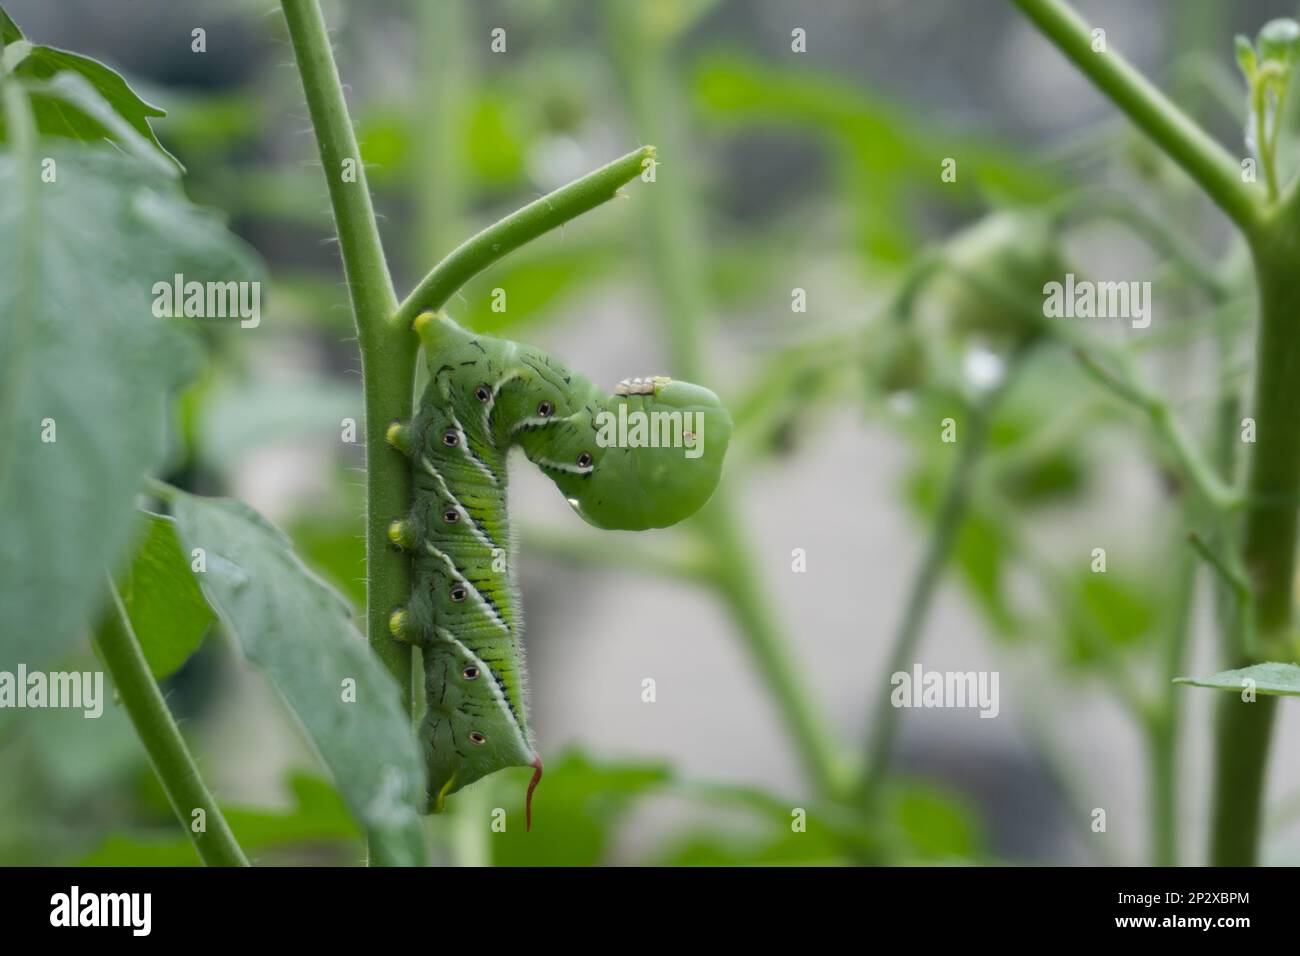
[
  {"left": 414, "top": 309, "right": 472, "bottom": 354},
  {"left": 385, "top": 420, "right": 413, "bottom": 456},
  {"left": 388, "top": 607, "right": 418, "bottom": 645},
  {"left": 387, "top": 518, "right": 418, "bottom": 551},
  {"left": 412, "top": 309, "right": 444, "bottom": 341}
]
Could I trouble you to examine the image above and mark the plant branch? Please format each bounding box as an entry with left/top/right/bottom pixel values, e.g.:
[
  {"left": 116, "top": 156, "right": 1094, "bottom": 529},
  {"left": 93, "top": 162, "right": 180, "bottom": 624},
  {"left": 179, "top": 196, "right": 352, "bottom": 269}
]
[
  {"left": 280, "top": 0, "right": 415, "bottom": 866},
  {"left": 393, "top": 146, "right": 655, "bottom": 325},
  {"left": 1050, "top": 192, "right": 1233, "bottom": 302},
  {"left": 1206, "top": 233, "right": 1300, "bottom": 865},
  {"left": 1071, "top": 348, "right": 1241, "bottom": 512},
  {"left": 94, "top": 577, "right": 248, "bottom": 867},
  {"left": 1010, "top": 0, "right": 1264, "bottom": 234},
  {"left": 1188, "top": 530, "right": 1250, "bottom": 598}
]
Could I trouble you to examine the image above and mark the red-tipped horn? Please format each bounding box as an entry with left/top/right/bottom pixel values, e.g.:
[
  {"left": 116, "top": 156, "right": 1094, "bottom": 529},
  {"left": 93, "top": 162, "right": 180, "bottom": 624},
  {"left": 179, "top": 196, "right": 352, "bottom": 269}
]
[{"left": 525, "top": 755, "right": 543, "bottom": 832}]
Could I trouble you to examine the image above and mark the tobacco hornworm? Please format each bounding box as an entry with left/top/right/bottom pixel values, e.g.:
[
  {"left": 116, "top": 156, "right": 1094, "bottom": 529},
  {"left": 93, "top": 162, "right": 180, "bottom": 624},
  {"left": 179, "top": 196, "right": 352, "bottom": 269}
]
[{"left": 387, "top": 311, "right": 730, "bottom": 828}]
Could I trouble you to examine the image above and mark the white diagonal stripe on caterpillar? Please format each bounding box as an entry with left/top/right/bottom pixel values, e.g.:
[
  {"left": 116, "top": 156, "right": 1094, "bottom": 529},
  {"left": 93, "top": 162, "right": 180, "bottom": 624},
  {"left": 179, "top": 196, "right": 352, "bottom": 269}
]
[
  {"left": 426, "top": 543, "right": 512, "bottom": 635},
  {"left": 507, "top": 409, "right": 582, "bottom": 437},
  {"left": 432, "top": 625, "right": 531, "bottom": 751},
  {"left": 445, "top": 407, "right": 501, "bottom": 486},
  {"left": 531, "top": 455, "right": 594, "bottom": 476},
  {"left": 420, "top": 456, "right": 501, "bottom": 554},
  {"left": 483, "top": 370, "right": 522, "bottom": 446}
]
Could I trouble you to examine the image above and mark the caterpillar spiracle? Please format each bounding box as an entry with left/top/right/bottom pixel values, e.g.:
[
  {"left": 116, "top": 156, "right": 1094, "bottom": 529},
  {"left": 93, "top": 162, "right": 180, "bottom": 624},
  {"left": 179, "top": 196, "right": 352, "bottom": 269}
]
[{"left": 386, "top": 311, "right": 731, "bottom": 829}]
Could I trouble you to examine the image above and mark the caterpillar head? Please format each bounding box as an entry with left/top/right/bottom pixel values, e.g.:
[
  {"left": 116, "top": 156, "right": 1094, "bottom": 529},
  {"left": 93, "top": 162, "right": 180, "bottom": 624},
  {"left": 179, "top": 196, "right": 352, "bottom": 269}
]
[{"left": 519, "top": 378, "right": 732, "bottom": 531}]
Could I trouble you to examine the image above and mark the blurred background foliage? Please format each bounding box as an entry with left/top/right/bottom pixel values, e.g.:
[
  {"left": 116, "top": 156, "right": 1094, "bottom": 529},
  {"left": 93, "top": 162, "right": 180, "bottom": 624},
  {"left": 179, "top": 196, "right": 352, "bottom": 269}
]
[{"left": 4, "top": 0, "right": 1300, "bottom": 866}]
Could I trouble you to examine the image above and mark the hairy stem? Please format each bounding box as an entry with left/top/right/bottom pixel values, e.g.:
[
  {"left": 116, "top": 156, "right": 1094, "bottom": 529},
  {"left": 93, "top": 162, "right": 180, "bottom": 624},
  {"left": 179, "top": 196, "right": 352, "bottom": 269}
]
[
  {"left": 95, "top": 579, "right": 248, "bottom": 867},
  {"left": 394, "top": 146, "right": 654, "bottom": 324},
  {"left": 1208, "top": 231, "right": 1300, "bottom": 865},
  {"left": 392, "top": 141, "right": 653, "bottom": 433},
  {"left": 1010, "top": 0, "right": 1264, "bottom": 234},
  {"left": 280, "top": 0, "right": 414, "bottom": 866}
]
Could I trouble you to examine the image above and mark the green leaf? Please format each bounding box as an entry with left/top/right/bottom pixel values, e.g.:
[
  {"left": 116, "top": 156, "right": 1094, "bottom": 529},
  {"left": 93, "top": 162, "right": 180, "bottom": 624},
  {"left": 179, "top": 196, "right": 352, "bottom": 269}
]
[
  {"left": 0, "top": 9, "right": 20, "bottom": 45},
  {"left": 164, "top": 489, "right": 428, "bottom": 866},
  {"left": 0, "top": 7, "right": 176, "bottom": 168},
  {"left": 117, "top": 513, "right": 214, "bottom": 679},
  {"left": 1063, "top": 571, "right": 1156, "bottom": 662},
  {"left": 0, "top": 145, "right": 252, "bottom": 675},
  {"left": 1236, "top": 35, "right": 1258, "bottom": 80},
  {"left": 1175, "top": 662, "right": 1300, "bottom": 697},
  {"left": 21, "top": 73, "right": 175, "bottom": 178},
  {"left": 889, "top": 782, "right": 982, "bottom": 861}
]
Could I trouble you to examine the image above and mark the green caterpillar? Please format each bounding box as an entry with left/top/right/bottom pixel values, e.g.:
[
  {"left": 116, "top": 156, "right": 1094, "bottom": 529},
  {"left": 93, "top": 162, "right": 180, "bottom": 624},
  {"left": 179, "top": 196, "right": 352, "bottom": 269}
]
[{"left": 386, "top": 311, "right": 730, "bottom": 828}]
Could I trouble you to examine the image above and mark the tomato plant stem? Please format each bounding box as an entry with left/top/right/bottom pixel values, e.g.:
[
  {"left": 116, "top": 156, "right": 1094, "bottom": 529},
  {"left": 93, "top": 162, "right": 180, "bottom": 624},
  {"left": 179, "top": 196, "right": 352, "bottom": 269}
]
[
  {"left": 280, "top": 0, "right": 413, "bottom": 866},
  {"left": 1010, "top": 0, "right": 1264, "bottom": 235},
  {"left": 1012, "top": 0, "right": 1298, "bottom": 866},
  {"left": 95, "top": 579, "right": 249, "bottom": 867},
  {"left": 1209, "top": 233, "right": 1300, "bottom": 864},
  {"left": 393, "top": 146, "right": 655, "bottom": 325}
]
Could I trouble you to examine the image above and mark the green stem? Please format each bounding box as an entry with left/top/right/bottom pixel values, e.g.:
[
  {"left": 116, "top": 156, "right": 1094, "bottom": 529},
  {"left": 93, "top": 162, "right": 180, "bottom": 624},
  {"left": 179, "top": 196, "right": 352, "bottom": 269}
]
[
  {"left": 1208, "top": 231, "right": 1300, "bottom": 865},
  {"left": 280, "top": 0, "right": 414, "bottom": 866},
  {"left": 394, "top": 146, "right": 655, "bottom": 325},
  {"left": 860, "top": 358, "right": 1024, "bottom": 800},
  {"left": 1052, "top": 192, "right": 1232, "bottom": 302},
  {"left": 95, "top": 579, "right": 248, "bottom": 867},
  {"left": 1070, "top": 346, "right": 1239, "bottom": 513},
  {"left": 1012, "top": 0, "right": 1297, "bottom": 869},
  {"left": 1010, "top": 0, "right": 1264, "bottom": 234}
]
